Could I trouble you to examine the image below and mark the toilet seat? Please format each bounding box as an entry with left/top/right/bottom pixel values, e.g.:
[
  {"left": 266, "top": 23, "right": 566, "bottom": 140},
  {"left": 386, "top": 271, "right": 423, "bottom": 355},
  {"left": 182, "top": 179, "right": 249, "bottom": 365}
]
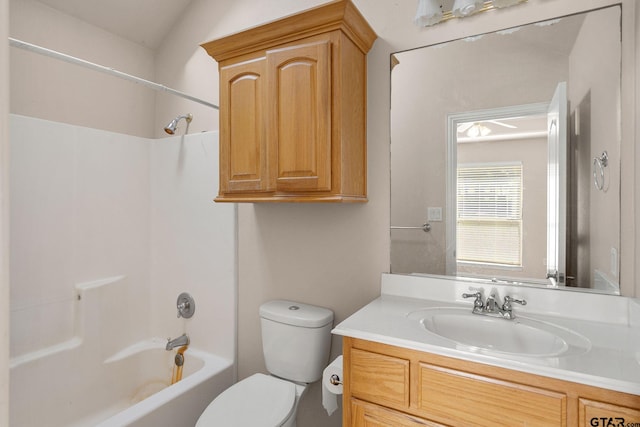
[{"left": 196, "top": 373, "right": 297, "bottom": 427}]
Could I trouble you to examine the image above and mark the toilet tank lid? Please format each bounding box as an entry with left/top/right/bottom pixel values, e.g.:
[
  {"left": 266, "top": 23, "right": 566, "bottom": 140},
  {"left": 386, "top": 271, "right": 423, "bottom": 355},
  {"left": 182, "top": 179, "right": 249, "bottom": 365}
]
[{"left": 260, "top": 300, "right": 334, "bottom": 328}]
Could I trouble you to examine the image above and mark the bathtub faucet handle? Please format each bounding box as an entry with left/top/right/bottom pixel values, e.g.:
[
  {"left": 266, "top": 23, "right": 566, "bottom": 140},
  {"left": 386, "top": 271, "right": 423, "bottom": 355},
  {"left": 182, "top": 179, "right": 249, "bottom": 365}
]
[
  {"left": 177, "top": 301, "right": 189, "bottom": 318},
  {"left": 176, "top": 292, "right": 195, "bottom": 319}
]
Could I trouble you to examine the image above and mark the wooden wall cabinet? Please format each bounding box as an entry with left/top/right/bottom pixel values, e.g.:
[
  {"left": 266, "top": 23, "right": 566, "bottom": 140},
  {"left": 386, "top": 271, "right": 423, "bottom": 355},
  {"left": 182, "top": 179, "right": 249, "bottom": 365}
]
[
  {"left": 343, "top": 337, "right": 640, "bottom": 427},
  {"left": 201, "top": 0, "right": 377, "bottom": 202}
]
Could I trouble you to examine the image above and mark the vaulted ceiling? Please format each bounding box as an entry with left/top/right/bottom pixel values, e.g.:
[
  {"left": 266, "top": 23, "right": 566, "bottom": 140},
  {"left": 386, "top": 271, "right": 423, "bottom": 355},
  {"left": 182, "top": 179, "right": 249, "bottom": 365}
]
[{"left": 36, "top": 0, "right": 194, "bottom": 49}]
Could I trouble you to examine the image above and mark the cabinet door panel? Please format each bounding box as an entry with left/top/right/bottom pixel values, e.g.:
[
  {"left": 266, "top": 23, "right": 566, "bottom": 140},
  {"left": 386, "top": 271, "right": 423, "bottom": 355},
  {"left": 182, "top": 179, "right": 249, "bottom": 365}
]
[
  {"left": 418, "top": 363, "right": 566, "bottom": 427},
  {"left": 220, "top": 59, "right": 270, "bottom": 193},
  {"left": 579, "top": 399, "right": 640, "bottom": 427},
  {"left": 267, "top": 40, "right": 332, "bottom": 192},
  {"left": 349, "top": 348, "right": 410, "bottom": 410}
]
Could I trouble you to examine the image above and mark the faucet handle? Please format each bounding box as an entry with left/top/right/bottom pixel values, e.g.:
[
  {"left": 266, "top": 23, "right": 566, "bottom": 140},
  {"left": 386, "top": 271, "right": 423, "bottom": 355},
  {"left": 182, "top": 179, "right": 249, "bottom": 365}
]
[
  {"left": 176, "top": 292, "right": 195, "bottom": 319},
  {"left": 462, "top": 292, "right": 484, "bottom": 308},
  {"left": 502, "top": 295, "right": 526, "bottom": 310}
]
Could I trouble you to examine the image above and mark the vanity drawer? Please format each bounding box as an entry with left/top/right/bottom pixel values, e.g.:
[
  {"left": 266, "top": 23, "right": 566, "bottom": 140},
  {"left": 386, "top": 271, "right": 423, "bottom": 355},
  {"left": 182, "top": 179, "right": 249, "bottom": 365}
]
[
  {"left": 417, "top": 363, "right": 567, "bottom": 427},
  {"left": 349, "top": 348, "right": 410, "bottom": 410},
  {"left": 579, "top": 399, "right": 640, "bottom": 427},
  {"left": 350, "top": 398, "right": 445, "bottom": 427}
]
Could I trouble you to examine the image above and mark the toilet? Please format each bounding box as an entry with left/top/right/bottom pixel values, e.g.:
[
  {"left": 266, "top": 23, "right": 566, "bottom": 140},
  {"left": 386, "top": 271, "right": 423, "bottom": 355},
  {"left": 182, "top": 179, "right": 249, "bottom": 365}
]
[{"left": 196, "top": 300, "right": 334, "bottom": 427}]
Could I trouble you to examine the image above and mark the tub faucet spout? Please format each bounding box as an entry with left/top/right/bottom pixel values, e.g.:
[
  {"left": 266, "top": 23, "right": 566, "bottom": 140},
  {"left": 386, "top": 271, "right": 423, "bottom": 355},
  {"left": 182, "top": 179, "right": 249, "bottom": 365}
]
[{"left": 166, "top": 333, "right": 190, "bottom": 350}]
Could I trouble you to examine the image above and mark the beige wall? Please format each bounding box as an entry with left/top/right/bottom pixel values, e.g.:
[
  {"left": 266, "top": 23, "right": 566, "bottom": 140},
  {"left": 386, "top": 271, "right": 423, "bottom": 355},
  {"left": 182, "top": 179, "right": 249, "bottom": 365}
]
[
  {"left": 5, "top": 0, "right": 639, "bottom": 425},
  {"left": 9, "top": 0, "right": 156, "bottom": 138},
  {"left": 635, "top": 0, "right": 640, "bottom": 295},
  {"left": 568, "top": 7, "right": 621, "bottom": 287},
  {"left": 1, "top": 0, "right": 9, "bottom": 422}
]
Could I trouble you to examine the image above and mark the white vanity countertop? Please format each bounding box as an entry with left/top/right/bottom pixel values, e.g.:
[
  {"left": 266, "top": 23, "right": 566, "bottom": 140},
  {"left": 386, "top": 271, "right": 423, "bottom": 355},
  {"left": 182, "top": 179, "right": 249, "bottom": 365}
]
[{"left": 332, "top": 273, "right": 640, "bottom": 395}]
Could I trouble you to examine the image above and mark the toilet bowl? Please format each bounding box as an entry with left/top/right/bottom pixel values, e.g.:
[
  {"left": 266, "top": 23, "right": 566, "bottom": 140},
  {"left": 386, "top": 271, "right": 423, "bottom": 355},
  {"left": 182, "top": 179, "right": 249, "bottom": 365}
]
[{"left": 195, "top": 300, "right": 334, "bottom": 427}]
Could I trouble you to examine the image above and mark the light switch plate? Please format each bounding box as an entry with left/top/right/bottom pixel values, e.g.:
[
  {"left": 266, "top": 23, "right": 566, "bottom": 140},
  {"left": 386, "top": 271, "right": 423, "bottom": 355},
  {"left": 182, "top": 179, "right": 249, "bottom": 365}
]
[{"left": 427, "top": 207, "right": 442, "bottom": 222}]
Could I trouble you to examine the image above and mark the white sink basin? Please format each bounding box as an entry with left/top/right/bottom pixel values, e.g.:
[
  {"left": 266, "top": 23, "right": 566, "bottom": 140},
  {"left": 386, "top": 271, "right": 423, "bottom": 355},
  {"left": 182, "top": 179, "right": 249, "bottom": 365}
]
[{"left": 407, "top": 307, "right": 590, "bottom": 357}]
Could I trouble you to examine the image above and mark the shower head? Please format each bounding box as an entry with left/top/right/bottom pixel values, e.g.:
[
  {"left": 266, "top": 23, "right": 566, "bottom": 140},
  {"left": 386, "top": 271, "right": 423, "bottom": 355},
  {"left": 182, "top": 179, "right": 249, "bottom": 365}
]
[{"left": 164, "top": 113, "right": 193, "bottom": 135}]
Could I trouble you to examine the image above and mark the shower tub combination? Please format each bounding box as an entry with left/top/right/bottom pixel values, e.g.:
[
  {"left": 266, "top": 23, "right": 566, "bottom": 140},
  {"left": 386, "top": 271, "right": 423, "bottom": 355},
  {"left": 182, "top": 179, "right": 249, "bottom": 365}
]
[{"left": 10, "top": 276, "right": 234, "bottom": 427}]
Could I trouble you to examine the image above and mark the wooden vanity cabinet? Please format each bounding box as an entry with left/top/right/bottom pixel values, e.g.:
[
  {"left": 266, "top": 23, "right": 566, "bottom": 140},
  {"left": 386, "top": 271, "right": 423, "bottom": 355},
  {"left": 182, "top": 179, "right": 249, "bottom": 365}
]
[
  {"left": 343, "top": 337, "right": 640, "bottom": 427},
  {"left": 201, "top": 0, "right": 377, "bottom": 202}
]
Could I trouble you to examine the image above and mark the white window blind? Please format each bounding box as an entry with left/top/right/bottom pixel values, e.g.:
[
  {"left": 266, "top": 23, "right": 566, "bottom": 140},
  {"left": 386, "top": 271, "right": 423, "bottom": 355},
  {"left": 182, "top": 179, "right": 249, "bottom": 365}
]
[{"left": 457, "top": 164, "right": 523, "bottom": 266}]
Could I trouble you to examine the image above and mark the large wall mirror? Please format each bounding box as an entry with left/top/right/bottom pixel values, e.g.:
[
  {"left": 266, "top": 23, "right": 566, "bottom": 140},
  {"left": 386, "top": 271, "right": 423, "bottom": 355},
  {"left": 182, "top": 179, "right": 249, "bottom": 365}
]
[{"left": 390, "top": 6, "right": 621, "bottom": 294}]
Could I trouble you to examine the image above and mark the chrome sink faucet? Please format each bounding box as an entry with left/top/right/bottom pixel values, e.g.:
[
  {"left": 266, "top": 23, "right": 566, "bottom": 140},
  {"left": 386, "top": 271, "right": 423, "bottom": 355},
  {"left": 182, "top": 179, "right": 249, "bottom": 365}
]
[
  {"left": 462, "top": 291, "right": 526, "bottom": 320},
  {"left": 485, "top": 292, "right": 498, "bottom": 312}
]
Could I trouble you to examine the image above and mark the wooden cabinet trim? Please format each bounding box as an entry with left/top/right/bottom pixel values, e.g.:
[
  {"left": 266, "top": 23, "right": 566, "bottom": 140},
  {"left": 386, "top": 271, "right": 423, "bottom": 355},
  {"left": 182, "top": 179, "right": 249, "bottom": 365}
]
[
  {"left": 213, "top": 194, "right": 367, "bottom": 203},
  {"left": 200, "top": 0, "right": 376, "bottom": 62}
]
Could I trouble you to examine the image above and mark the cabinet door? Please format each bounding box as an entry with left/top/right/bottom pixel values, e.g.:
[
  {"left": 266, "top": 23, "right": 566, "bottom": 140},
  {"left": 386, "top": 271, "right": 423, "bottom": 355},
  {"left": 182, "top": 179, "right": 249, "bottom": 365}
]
[
  {"left": 351, "top": 399, "right": 446, "bottom": 427},
  {"left": 267, "top": 40, "right": 332, "bottom": 192},
  {"left": 349, "top": 348, "right": 410, "bottom": 410},
  {"left": 219, "top": 58, "right": 270, "bottom": 194},
  {"left": 579, "top": 399, "right": 640, "bottom": 427}
]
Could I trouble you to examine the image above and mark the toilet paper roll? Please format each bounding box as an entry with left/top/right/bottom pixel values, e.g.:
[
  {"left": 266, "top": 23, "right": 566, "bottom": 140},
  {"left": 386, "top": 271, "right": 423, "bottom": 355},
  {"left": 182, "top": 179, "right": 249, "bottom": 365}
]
[{"left": 322, "top": 355, "right": 343, "bottom": 416}]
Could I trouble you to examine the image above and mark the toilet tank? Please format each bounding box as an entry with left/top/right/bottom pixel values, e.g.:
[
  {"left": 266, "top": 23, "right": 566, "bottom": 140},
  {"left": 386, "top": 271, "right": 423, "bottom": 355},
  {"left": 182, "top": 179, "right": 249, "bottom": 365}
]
[{"left": 259, "top": 300, "right": 334, "bottom": 383}]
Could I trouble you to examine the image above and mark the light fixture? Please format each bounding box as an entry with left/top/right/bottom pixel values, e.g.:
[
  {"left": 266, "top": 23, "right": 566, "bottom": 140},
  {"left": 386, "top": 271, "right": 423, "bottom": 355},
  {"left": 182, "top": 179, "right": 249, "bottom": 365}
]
[
  {"left": 492, "top": 0, "right": 524, "bottom": 8},
  {"left": 458, "top": 120, "right": 492, "bottom": 138},
  {"left": 414, "top": 0, "right": 443, "bottom": 27},
  {"left": 465, "top": 123, "right": 492, "bottom": 138},
  {"left": 412, "top": 0, "right": 528, "bottom": 28},
  {"left": 452, "top": 0, "right": 484, "bottom": 17}
]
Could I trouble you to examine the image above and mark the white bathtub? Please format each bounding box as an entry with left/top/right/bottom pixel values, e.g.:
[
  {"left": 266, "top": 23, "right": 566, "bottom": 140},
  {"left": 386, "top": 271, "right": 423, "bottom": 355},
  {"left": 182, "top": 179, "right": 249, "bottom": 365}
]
[{"left": 10, "top": 339, "right": 234, "bottom": 427}]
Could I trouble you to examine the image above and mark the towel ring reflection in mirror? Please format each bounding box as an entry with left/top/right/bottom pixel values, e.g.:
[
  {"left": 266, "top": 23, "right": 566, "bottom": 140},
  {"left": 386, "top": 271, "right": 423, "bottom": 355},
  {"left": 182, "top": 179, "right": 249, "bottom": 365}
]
[
  {"left": 593, "top": 151, "right": 608, "bottom": 191},
  {"left": 390, "top": 223, "right": 432, "bottom": 232}
]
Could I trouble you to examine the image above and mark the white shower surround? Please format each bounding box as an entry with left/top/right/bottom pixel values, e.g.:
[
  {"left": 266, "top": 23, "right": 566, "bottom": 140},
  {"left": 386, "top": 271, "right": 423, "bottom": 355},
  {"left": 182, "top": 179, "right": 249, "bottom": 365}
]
[
  {"left": 9, "top": 114, "right": 236, "bottom": 424},
  {"left": 10, "top": 276, "right": 234, "bottom": 427}
]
